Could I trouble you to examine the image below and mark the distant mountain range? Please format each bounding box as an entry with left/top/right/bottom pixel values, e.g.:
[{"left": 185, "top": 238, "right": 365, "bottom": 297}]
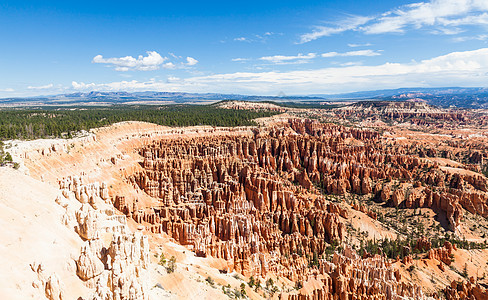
[
  {"left": 313, "top": 87, "right": 488, "bottom": 108},
  {"left": 0, "top": 91, "right": 323, "bottom": 106},
  {"left": 312, "top": 87, "right": 488, "bottom": 99},
  {"left": 1, "top": 87, "right": 488, "bottom": 108}
]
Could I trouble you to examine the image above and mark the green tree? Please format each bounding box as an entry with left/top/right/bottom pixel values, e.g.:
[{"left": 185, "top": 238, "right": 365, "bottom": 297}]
[
  {"left": 266, "top": 278, "right": 274, "bottom": 290},
  {"left": 248, "top": 276, "right": 255, "bottom": 288},
  {"left": 4, "top": 152, "right": 12, "bottom": 162},
  {"left": 166, "top": 256, "right": 176, "bottom": 273},
  {"left": 159, "top": 253, "right": 166, "bottom": 266}
]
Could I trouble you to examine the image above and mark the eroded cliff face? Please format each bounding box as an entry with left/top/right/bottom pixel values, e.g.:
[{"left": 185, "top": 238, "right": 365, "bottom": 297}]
[
  {"left": 129, "top": 139, "right": 347, "bottom": 280},
  {"left": 49, "top": 176, "right": 152, "bottom": 300},
  {"left": 13, "top": 118, "right": 488, "bottom": 299},
  {"left": 81, "top": 120, "right": 441, "bottom": 298},
  {"left": 126, "top": 119, "right": 488, "bottom": 241}
]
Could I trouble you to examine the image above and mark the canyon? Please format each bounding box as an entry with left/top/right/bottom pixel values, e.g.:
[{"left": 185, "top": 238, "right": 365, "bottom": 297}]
[{"left": 2, "top": 102, "right": 488, "bottom": 299}]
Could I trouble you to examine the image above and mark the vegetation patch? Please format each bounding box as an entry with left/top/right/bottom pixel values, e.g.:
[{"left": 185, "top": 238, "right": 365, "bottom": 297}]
[{"left": 0, "top": 105, "right": 279, "bottom": 140}]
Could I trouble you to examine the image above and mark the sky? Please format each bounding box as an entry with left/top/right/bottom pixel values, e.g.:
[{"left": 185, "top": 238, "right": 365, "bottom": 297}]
[{"left": 1, "top": 0, "right": 488, "bottom": 97}]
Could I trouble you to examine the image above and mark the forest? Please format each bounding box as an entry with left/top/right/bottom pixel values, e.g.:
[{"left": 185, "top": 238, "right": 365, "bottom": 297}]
[{"left": 0, "top": 105, "right": 277, "bottom": 140}]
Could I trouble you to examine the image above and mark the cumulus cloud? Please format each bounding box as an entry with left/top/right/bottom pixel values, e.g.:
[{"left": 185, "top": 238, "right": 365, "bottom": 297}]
[
  {"left": 300, "top": 0, "right": 488, "bottom": 42},
  {"left": 321, "top": 50, "right": 382, "bottom": 57},
  {"left": 92, "top": 51, "right": 167, "bottom": 71},
  {"left": 92, "top": 51, "right": 199, "bottom": 71},
  {"left": 72, "top": 81, "right": 97, "bottom": 90},
  {"left": 73, "top": 48, "right": 488, "bottom": 95},
  {"left": 185, "top": 57, "right": 198, "bottom": 66},
  {"left": 259, "top": 53, "right": 317, "bottom": 64},
  {"left": 18, "top": 47, "right": 488, "bottom": 95},
  {"left": 27, "top": 83, "right": 54, "bottom": 90},
  {"left": 163, "top": 62, "right": 176, "bottom": 69}
]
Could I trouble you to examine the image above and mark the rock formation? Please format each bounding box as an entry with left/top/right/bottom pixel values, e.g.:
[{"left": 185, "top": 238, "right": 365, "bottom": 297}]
[
  {"left": 108, "top": 119, "right": 469, "bottom": 298},
  {"left": 31, "top": 262, "right": 65, "bottom": 300},
  {"left": 20, "top": 118, "right": 488, "bottom": 299},
  {"left": 280, "top": 246, "right": 423, "bottom": 299},
  {"left": 427, "top": 241, "right": 456, "bottom": 266},
  {"left": 444, "top": 278, "right": 488, "bottom": 300},
  {"left": 54, "top": 176, "right": 150, "bottom": 300},
  {"left": 125, "top": 120, "right": 488, "bottom": 276}
]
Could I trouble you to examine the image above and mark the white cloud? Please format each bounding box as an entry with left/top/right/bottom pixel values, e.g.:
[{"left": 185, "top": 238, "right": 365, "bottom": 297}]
[
  {"left": 232, "top": 32, "right": 282, "bottom": 44},
  {"left": 321, "top": 50, "right": 382, "bottom": 57},
  {"left": 0, "top": 88, "right": 14, "bottom": 92},
  {"left": 72, "top": 81, "right": 97, "bottom": 90},
  {"left": 27, "top": 83, "right": 54, "bottom": 90},
  {"left": 431, "top": 27, "right": 465, "bottom": 35},
  {"left": 167, "top": 76, "right": 180, "bottom": 82},
  {"left": 437, "top": 12, "right": 488, "bottom": 26},
  {"left": 348, "top": 43, "right": 372, "bottom": 47},
  {"left": 363, "top": 0, "right": 488, "bottom": 34},
  {"left": 452, "top": 34, "right": 488, "bottom": 42},
  {"left": 232, "top": 58, "right": 250, "bottom": 62},
  {"left": 163, "top": 62, "right": 176, "bottom": 69},
  {"left": 93, "top": 51, "right": 199, "bottom": 71},
  {"left": 92, "top": 51, "right": 170, "bottom": 71},
  {"left": 185, "top": 57, "right": 198, "bottom": 66},
  {"left": 340, "top": 62, "right": 363, "bottom": 66},
  {"left": 300, "top": 0, "right": 488, "bottom": 42},
  {"left": 259, "top": 53, "right": 317, "bottom": 64},
  {"left": 235, "top": 50, "right": 381, "bottom": 65},
  {"left": 299, "top": 16, "right": 371, "bottom": 43},
  {"left": 71, "top": 48, "right": 488, "bottom": 95}
]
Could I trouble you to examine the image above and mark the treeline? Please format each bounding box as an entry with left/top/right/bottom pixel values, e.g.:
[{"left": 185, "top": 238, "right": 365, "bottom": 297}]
[
  {"left": 359, "top": 235, "right": 487, "bottom": 259},
  {"left": 0, "top": 105, "right": 278, "bottom": 140}
]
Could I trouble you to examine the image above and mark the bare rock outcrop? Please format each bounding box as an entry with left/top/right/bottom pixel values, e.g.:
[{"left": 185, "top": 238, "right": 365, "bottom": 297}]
[
  {"left": 44, "top": 273, "right": 64, "bottom": 300},
  {"left": 76, "top": 241, "right": 105, "bottom": 281},
  {"left": 428, "top": 241, "right": 455, "bottom": 266},
  {"left": 444, "top": 279, "right": 488, "bottom": 300},
  {"left": 31, "top": 262, "right": 65, "bottom": 300},
  {"left": 54, "top": 176, "right": 150, "bottom": 300},
  {"left": 280, "top": 246, "right": 424, "bottom": 299}
]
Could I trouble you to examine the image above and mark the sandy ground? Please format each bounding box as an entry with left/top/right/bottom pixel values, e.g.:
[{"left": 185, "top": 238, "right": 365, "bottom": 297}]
[
  {"left": 347, "top": 208, "right": 398, "bottom": 242},
  {"left": 0, "top": 167, "right": 89, "bottom": 299}
]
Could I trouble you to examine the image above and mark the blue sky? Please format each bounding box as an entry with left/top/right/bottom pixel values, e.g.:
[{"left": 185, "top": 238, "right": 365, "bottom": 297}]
[{"left": 1, "top": 0, "right": 488, "bottom": 97}]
